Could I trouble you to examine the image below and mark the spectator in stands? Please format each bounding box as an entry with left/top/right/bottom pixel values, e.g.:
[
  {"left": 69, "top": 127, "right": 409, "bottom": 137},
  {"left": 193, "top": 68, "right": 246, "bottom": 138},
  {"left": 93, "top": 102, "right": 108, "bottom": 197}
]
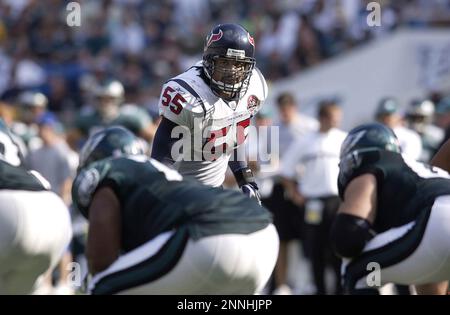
[{"left": 1, "top": 0, "right": 445, "bottom": 118}]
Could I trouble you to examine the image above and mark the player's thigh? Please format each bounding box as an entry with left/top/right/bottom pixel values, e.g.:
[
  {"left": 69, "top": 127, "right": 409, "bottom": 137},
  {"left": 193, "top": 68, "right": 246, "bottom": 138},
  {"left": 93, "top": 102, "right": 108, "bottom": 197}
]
[
  {"left": 115, "top": 233, "right": 242, "bottom": 295},
  {"left": 90, "top": 230, "right": 191, "bottom": 295},
  {"left": 1, "top": 190, "right": 72, "bottom": 269},
  {"left": 350, "top": 196, "right": 450, "bottom": 289},
  {"left": 381, "top": 196, "right": 450, "bottom": 284},
  {"left": 0, "top": 252, "right": 51, "bottom": 294},
  {"left": 0, "top": 191, "right": 56, "bottom": 294},
  {"left": 188, "top": 224, "right": 278, "bottom": 294},
  {"left": 19, "top": 191, "right": 73, "bottom": 268},
  {"left": 0, "top": 191, "right": 20, "bottom": 253},
  {"left": 117, "top": 225, "right": 278, "bottom": 295}
]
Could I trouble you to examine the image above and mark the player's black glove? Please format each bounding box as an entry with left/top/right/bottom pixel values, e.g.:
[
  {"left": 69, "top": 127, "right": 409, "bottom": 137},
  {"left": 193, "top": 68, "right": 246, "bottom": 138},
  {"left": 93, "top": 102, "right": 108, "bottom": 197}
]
[{"left": 233, "top": 167, "right": 262, "bottom": 205}]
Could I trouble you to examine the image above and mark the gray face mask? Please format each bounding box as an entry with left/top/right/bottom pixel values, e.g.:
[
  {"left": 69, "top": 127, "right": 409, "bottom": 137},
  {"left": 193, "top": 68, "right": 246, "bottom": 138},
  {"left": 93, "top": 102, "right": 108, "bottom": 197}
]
[{"left": 204, "top": 57, "right": 254, "bottom": 101}]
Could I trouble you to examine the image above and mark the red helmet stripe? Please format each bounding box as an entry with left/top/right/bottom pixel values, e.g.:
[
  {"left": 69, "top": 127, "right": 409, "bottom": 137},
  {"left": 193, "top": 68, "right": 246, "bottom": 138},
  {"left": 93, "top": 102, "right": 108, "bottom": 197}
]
[{"left": 248, "top": 33, "right": 255, "bottom": 47}]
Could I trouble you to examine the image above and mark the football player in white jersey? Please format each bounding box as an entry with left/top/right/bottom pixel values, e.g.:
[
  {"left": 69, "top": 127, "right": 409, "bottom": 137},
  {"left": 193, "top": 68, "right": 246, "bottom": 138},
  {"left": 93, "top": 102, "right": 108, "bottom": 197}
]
[{"left": 151, "top": 23, "right": 268, "bottom": 203}]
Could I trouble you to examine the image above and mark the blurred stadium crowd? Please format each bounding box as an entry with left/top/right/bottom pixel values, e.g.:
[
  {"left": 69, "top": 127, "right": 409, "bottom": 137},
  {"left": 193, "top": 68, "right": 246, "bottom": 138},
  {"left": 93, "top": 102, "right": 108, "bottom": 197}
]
[
  {"left": 1, "top": 0, "right": 450, "bottom": 116},
  {"left": 1, "top": 0, "right": 450, "bottom": 294}
]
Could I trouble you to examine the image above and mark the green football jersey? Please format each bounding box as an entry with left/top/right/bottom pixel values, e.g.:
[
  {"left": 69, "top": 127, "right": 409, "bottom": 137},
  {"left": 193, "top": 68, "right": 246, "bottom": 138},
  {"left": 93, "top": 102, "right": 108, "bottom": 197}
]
[
  {"left": 72, "top": 155, "right": 272, "bottom": 253},
  {"left": 338, "top": 150, "right": 450, "bottom": 233},
  {"left": 0, "top": 160, "right": 49, "bottom": 191},
  {"left": 75, "top": 109, "right": 104, "bottom": 137},
  {"left": 111, "top": 105, "right": 152, "bottom": 136},
  {"left": 76, "top": 105, "right": 152, "bottom": 138}
]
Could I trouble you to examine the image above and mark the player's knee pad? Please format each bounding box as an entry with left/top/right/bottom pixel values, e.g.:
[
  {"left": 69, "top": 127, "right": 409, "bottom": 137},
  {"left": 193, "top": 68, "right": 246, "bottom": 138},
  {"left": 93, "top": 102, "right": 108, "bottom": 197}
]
[{"left": 330, "top": 213, "right": 376, "bottom": 258}]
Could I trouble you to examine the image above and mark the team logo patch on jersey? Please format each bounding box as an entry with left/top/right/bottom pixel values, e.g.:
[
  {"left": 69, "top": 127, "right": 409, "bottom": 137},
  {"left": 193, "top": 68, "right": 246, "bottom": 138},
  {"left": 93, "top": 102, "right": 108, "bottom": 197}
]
[
  {"left": 247, "top": 95, "right": 260, "bottom": 116},
  {"left": 77, "top": 168, "right": 100, "bottom": 207}
]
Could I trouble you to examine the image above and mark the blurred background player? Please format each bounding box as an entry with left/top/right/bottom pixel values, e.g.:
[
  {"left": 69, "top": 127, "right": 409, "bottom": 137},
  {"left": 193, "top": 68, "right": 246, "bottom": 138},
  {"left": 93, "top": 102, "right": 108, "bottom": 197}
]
[
  {"left": 0, "top": 118, "right": 72, "bottom": 294},
  {"left": 375, "top": 98, "right": 422, "bottom": 161},
  {"left": 72, "top": 127, "right": 278, "bottom": 294},
  {"left": 258, "top": 92, "right": 318, "bottom": 295},
  {"left": 281, "top": 101, "right": 346, "bottom": 295},
  {"left": 26, "top": 113, "right": 73, "bottom": 204},
  {"left": 25, "top": 113, "right": 76, "bottom": 294},
  {"left": 70, "top": 80, "right": 155, "bottom": 150},
  {"left": 405, "top": 99, "right": 443, "bottom": 163},
  {"left": 0, "top": 100, "right": 28, "bottom": 158},
  {"left": 11, "top": 91, "right": 48, "bottom": 152}
]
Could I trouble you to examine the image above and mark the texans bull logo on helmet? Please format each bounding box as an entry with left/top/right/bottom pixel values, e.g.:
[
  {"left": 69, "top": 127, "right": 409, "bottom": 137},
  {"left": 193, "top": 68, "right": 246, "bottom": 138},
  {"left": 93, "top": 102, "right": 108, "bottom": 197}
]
[{"left": 206, "top": 29, "right": 223, "bottom": 48}]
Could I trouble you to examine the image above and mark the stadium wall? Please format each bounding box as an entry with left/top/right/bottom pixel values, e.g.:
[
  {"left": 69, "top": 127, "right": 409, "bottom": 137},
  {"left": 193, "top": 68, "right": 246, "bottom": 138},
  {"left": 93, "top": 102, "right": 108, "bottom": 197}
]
[{"left": 266, "top": 28, "right": 450, "bottom": 130}]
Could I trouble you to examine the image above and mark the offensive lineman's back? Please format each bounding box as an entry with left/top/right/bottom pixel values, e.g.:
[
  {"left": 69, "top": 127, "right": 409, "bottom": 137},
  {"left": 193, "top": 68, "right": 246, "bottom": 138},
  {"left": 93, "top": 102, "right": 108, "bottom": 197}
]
[
  {"left": 72, "top": 155, "right": 272, "bottom": 253},
  {"left": 338, "top": 149, "right": 450, "bottom": 233}
]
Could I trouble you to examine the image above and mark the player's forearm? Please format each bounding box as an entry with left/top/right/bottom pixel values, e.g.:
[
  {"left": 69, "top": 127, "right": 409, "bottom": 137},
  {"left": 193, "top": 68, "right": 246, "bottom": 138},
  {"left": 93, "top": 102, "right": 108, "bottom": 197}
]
[
  {"left": 139, "top": 123, "right": 157, "bottom": 142},
  {"left": 228, "top": 159, "right": 247, "bottom": 173},
  {"left": 228, "top": 146, "right": 251, "bottom": 186},
  {"left": 87, "top": 187, "right": 121, "bottom": 275},
  {"left": 229, "top": 162, "right": 254, "bottom": 187},
  {"left": 60, "top": 178, "right": 73, "bottom": 206},
  {"left": 150, "top": 117, "right": 178, "bottom": 166},
  {"left": 228, "top": 144, "right": 247, "bottom": 170},
  {"left": 431, "top": 139, "right": 450, "bottom": 172}
]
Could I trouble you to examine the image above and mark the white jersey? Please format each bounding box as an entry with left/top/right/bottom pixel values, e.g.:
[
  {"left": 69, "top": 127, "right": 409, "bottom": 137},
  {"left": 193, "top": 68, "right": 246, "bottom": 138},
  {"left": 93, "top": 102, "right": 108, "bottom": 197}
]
[
  {"left": 158, "top": 62, "right": 268, "bottom": 187},
  {"left": 280, "top": 128, "right": 347, "bottom": 198},
  {"left": 393, "top": 126, "right": 422, "bottom": 161}
]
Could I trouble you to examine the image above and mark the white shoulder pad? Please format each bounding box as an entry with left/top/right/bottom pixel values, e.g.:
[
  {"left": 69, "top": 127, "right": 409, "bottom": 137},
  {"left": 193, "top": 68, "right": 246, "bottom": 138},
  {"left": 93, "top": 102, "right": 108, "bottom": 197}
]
[
  {"left": 242, "top": 67, "right": 268, "bottom": 117},
  {"left": 158, "top": 80, "right": 205, "bottom": 129},
  {"left": 249, "top": 67, "right": 268, "bottom": 101},
  {"left": 158, "top": 65, "right": 216, "bottom": 127}
]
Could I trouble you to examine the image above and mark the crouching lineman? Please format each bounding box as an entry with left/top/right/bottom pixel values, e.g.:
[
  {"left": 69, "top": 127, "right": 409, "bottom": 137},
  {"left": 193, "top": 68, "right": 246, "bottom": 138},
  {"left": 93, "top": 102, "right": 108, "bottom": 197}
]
[
  {"left": 72, "top": 126, "right": 278, "bottom": 294},
  {"left": 0, "top": 119, "right": 72, "bottom": 294},
  {"left": 330, "top": 123, "right": 450, "bottom": 295}
]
